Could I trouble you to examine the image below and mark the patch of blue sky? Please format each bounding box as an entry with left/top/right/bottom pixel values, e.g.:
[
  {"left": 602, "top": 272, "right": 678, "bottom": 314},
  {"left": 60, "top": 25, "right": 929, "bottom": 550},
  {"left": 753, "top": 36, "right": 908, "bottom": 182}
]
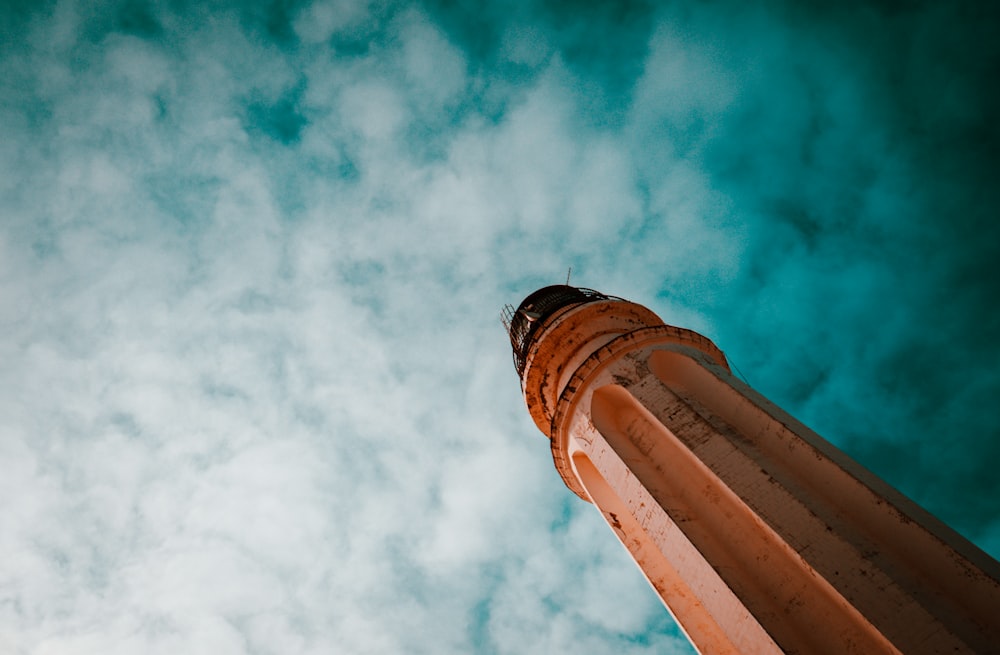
[
  {"left": 244, "top": 82, "right": 310, "bottom": 145},
  {"left": 115, "top": 0, "right": 163, "bottom": 38}
]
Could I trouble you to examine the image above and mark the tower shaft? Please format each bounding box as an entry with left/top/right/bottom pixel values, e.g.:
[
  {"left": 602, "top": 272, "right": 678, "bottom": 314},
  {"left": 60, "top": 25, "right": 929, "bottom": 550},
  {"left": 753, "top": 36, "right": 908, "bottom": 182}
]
[{"left": 510, "top": 287, "right": 1000, "bottom": 655}]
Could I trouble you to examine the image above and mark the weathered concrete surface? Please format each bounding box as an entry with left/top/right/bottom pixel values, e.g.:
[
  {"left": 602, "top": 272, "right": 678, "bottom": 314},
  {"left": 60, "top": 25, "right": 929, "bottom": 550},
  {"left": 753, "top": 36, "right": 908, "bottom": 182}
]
[{"left": 518, "top": 295, "right": 1000, "bottom": 655}]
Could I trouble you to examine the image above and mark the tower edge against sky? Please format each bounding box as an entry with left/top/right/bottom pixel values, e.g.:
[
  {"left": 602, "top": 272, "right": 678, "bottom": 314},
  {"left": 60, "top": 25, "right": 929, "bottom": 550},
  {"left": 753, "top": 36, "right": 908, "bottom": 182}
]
[{"left": 505, "top": 285, "right": 1000, "bottom": 655}]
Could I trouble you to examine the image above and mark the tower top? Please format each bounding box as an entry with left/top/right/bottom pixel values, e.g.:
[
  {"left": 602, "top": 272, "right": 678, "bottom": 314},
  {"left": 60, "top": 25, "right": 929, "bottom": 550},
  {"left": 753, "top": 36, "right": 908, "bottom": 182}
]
[
  {"left": 501, "top": 285, "right": 621, "bottom": 377},
  {"left": 504, "top": 285, "right": 729, "bottom": 441}
]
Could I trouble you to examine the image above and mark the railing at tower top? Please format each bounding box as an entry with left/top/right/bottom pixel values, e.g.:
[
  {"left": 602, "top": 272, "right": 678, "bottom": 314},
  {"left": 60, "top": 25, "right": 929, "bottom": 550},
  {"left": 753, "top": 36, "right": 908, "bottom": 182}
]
[{"left": 501, "top": 285, "right": 621, "bottom": 378}]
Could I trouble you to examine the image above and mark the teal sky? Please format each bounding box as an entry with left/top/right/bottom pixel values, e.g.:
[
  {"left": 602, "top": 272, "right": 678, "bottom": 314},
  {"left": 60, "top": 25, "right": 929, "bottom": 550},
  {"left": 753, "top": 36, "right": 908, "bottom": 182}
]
[{"left": 2, "top": 1, "right": 998, "bottom": 653}]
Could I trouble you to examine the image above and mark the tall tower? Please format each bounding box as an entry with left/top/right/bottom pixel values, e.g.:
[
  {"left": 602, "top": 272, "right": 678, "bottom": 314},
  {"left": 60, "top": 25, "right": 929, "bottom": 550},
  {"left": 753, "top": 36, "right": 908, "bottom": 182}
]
[{"left": 503, "top": 285, "right": 1000, "bottom": 655}]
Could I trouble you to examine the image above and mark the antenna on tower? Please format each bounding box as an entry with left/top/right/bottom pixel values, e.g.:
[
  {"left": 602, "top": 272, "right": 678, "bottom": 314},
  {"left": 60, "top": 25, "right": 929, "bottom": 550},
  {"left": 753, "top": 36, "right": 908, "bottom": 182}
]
[{"left": 565, "top": 267, "right": 572, "bottom": 286}]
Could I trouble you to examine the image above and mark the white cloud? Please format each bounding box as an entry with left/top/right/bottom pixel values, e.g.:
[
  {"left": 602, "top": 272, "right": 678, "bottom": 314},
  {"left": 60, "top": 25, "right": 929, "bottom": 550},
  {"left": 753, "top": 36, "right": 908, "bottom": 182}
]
[
  {"left": 398, "top": 10, "right": 467, "bottom": 111},
  {"left": 339, "top": 80, "right": 408, "bottom": 140},
  {"left": 294, "top": 0, "right": 370, "bottom": 44}
]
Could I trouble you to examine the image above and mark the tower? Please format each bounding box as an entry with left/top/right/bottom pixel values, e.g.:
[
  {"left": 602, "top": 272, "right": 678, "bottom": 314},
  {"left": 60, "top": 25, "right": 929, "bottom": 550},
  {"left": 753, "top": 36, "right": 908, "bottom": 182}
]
[{"left": 503, "top": 285, "right": 1000, "bottom": 655}]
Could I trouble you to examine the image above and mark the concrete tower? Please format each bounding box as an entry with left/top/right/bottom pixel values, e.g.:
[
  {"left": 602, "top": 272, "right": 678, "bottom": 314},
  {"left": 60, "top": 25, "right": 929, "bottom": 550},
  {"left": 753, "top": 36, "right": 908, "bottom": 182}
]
[{"left": 503, "top": 285, "right": 1000, "bottom": 655}]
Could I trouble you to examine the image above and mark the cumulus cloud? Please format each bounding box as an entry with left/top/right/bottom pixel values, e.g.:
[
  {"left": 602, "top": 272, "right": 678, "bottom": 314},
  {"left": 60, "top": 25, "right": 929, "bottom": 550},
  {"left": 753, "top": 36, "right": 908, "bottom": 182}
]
[
  {"left": 293, "top": 0, "right": 370, "bottom": 44},
  {"left": 1, "top": 1, "right": 998, "bottom": 654}
]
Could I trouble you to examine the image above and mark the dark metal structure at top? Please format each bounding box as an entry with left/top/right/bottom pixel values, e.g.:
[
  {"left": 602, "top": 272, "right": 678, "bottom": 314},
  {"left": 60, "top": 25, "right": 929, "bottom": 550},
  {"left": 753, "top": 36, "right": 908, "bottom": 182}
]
[{"left": 501, "top": 285, "right": 622, "bottom": 377}]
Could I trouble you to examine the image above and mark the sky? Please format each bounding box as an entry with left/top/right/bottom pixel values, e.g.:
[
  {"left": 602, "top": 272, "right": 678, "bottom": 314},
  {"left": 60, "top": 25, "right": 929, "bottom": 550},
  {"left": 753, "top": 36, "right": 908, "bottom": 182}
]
[{"left": 2, "top": 0, "right": 999, "bottom": 653}]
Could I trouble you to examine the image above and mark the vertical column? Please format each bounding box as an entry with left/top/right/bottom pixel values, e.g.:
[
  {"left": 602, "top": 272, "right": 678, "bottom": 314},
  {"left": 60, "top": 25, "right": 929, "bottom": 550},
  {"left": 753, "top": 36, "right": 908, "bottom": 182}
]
[
  {"left": 555, "top": 340, "right": 1000, "bottom": 654},
  {"left": 510, "top": 288, "right": 1000, "bottom": 655}
]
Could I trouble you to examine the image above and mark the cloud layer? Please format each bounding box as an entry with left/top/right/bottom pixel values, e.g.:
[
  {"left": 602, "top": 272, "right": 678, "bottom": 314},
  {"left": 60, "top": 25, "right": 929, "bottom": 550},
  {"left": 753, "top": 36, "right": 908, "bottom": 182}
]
[{"left": 2, "top": 0, "right": 998, "bottom": 653}]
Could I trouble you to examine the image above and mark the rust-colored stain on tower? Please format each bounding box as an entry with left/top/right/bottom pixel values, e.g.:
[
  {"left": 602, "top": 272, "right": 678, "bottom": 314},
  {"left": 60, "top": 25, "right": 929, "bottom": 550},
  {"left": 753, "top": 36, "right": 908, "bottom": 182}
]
[{"left": 504, "top": 285, "right": 1000, "bottom": 655}]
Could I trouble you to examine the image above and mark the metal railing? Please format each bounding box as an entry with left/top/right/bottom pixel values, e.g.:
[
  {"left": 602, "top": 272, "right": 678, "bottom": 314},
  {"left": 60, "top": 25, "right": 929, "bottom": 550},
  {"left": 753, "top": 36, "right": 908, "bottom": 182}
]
[{"left": 501, "top": 285, "right": 620, "bottom": 377}]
